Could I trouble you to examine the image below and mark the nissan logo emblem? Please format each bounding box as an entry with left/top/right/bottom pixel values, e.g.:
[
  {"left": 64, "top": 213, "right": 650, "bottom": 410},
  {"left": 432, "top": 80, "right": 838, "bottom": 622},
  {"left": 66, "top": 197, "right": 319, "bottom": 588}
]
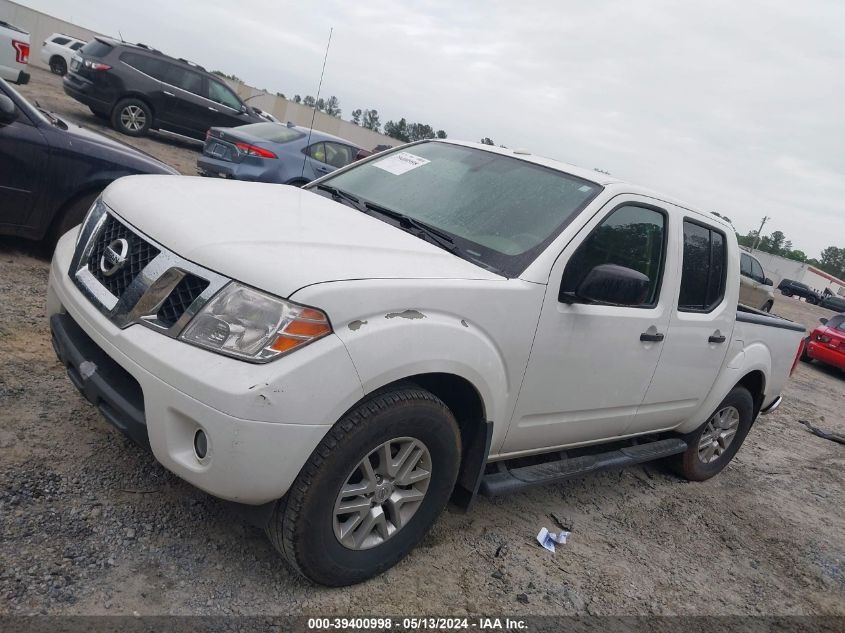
[{"left": 99, "top": 238, "right": 130, "bottom": 277}]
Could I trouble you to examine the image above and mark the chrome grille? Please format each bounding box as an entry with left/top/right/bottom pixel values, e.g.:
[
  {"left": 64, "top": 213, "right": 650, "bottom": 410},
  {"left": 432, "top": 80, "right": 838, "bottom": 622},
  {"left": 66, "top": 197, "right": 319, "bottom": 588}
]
[
  {"left": 156, "top": 274, "right": 210, "bottom": 327},
  {"left": 87, "top": 214, "right": 160, "bottom": 298},
  {"left": 69, "top": 199, "right": 229, "bottom": 338}
]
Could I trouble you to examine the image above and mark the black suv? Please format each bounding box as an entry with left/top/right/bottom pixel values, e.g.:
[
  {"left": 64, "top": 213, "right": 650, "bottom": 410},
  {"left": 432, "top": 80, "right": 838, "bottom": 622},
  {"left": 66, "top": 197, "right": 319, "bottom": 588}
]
[
  {"left": 63, "top": 38, "right": 264, "bottom": 139},
  {"left": 777, "top": 278, "right": 821, "bottom": 304}
]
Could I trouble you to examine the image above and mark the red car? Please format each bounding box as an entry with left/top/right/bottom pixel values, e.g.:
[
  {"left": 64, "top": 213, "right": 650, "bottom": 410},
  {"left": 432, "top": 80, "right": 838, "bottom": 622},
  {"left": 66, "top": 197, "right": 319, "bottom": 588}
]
[{"left": 801, "top": 313, "right": 845, "bottom": 371}]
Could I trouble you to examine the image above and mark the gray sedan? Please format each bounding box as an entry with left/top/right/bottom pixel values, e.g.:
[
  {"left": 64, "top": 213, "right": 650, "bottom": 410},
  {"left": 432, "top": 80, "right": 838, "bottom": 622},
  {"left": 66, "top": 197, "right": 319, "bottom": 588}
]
[{"left": 197, "top": 122, "right": 365, "bottom": 186}]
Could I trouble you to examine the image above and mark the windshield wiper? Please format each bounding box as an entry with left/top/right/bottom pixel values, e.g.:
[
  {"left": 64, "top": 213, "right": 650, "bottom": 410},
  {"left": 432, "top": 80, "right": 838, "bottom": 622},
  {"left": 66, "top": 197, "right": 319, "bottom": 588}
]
[
  {"left": 361, "top": 202, "right": 460, "bottom": 253},
  {"left": 313, "top": 184, "right": 360, "bottom": 208}
]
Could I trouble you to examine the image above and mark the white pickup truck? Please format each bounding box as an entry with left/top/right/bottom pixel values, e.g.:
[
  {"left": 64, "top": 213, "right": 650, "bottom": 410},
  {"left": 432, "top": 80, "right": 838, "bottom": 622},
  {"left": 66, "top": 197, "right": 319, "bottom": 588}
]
[
  {"left": 47, "top": 140, "right": 806, "bottom": 585},
  {"left": 0, "top": 20, "right": 30, "bottom": 85}
]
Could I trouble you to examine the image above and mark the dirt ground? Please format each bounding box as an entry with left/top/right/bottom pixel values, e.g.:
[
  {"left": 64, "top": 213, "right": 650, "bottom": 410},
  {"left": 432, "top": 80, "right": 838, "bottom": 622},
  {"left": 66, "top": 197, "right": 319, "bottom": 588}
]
[{"left": 1, "top": 68, "right": 844, "bottom": 617}]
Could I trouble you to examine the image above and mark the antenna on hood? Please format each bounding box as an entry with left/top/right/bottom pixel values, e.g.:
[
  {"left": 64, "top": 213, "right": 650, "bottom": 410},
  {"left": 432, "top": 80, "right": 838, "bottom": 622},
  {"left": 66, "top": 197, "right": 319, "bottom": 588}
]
[{"left": 300, "top": 27, "right": 333, "bottom": 181}]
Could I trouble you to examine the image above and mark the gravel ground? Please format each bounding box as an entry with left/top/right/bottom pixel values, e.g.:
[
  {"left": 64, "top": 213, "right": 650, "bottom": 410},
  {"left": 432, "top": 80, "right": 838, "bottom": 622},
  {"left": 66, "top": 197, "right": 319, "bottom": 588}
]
[{"left": 1, "top": 68, "right": 844, "bottom": 617}]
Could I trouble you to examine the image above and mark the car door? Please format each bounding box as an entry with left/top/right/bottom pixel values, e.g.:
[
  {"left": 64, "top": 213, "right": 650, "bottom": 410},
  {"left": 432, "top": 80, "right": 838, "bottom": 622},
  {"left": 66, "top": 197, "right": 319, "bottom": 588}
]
[
  {"left": 502, "top": 198, "right": 676, "bottom": 454},
  {"left": 303, "top": 141, "right": 332, "bottom": 179},
  {"left": 204, "top": 78, "right": 248, "bottom": 131},
  {"left": 160, "top": 64, "right": 209, "bottom": 138},
  {"left": 628, "top": 216, "right": 733, "bottom": 434},
  {"left": 0, "top": 93, "right": 48, "bottom": 228},
  {"left": 119, "top": 53, "right": 175, "bottom": 128}
]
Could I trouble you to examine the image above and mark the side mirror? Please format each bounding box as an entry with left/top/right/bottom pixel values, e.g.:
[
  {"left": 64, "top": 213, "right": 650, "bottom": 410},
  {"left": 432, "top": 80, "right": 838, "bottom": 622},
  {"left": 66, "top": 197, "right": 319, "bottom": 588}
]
[
  {"left": 820, "top": 318, "right": 828, "bottom": 325},
  {"left": 764, "top": 278, "right": 773, "bottom": 286},
  {"left": 0, "top": 95, "right": 17, "bottom": 125},
  {"left": 573, "top": 264, "right": 650, "bottom": 306}
]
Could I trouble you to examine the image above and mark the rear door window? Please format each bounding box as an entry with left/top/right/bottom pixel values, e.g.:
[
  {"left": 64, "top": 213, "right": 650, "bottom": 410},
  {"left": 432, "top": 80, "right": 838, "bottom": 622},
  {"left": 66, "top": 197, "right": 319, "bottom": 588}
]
[
  {"left": 324, "top": 142, "right": 355, "bottom": 168},
  {"left": 740, "top": 253, "right": 752, "bottom": 277},
  {"left": 164, "top": 65, "right": 203, "bottom": 95},
  {"left": 750, "top": 258, "right": 765, "bottom": 283},
  {"left": 305, "top": 143, "right": 328, "bottom": 163},
  {"left": 52, "top": 36, "right": 70, "bottom": 46},
  {"left": 678, "top": 220, "right": 727, "bottom": 312}
]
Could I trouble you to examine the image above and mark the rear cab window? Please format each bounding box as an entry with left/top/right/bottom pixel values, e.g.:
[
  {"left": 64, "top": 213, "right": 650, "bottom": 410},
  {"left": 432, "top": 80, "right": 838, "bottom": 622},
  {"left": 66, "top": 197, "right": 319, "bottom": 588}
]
[{"left": 678, "top": 220, "right": 727, "bottom": 312}]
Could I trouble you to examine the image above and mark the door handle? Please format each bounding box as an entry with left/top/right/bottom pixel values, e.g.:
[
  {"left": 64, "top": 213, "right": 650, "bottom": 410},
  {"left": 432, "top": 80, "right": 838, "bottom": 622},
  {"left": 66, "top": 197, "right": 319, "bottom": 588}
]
[
  {"left": 163, "top": 91, "right": 175, "bottom": 97},
  {"left": 708, "top": 334, "right": 727, "bottom": 344},
  {"left": 208, "top": 106, "right": 219, "bottom": 112},
  {"left": 640, "top": 332, "right": 664, "bottom": 342}
]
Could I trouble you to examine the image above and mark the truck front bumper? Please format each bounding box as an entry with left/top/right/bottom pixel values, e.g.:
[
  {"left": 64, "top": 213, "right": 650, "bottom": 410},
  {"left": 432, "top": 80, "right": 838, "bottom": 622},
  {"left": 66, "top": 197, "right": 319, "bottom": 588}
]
[{"left": 47, "top": 229, "right": 364, "bottom": 504}]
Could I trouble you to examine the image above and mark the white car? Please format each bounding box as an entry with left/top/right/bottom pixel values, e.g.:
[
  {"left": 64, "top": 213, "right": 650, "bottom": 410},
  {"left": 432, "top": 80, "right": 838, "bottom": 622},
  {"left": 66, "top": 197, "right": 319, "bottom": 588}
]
[
  {"left": 0, "top": 20, "right": 29, "bottom": 85},
  {"left": 40, "top": 32, "right": 86, "bottom": 76},
  {"left": 46, "top": 140, "right": 806, "bottom": 586}
]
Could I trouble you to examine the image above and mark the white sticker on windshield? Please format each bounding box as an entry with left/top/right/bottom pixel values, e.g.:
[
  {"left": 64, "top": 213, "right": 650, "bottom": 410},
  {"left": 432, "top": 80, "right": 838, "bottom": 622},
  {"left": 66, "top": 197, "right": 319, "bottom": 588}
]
[{"left": 373, "top": 152, "right": 431, "bottom": 175}]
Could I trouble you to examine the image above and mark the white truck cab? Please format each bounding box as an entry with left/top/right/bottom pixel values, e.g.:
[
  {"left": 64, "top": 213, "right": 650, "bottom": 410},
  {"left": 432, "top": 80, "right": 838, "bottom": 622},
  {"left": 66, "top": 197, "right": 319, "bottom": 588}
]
[{"left": 47, "top": 140, "right": 806, "bottom": 585}]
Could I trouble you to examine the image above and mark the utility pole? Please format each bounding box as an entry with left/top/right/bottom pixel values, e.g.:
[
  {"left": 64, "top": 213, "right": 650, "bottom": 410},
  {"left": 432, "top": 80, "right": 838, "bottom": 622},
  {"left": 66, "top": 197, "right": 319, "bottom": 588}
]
[{"left": 750, "top": 216, "right": 770, "bottom": 252}]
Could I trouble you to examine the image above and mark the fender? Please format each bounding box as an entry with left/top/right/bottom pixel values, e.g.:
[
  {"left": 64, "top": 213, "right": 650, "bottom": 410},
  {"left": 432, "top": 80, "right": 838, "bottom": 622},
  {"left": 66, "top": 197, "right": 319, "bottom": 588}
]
[
  {"left": 675, "top": 338, "right": 771, "bottom": 434},
  {"left": 336, "top": 307, "right": 509, "bottom": 431}
]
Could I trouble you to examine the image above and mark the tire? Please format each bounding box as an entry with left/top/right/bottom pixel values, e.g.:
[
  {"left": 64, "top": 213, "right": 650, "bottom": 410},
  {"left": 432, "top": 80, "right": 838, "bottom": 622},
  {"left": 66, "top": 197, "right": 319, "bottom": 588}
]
[
  {"left": 111, "top": 98, "right": 152, "bottom": 137},
  {"left": 807, "top": 297, "right": 818, "bottom": 305},
  {"left": 670, "top": 386, "right": 754, "bottom": 482},
  {"left": 286, "top": 178, "right": 309, "bottom": 187},
  {"left": 782, "top": 290, "right": 792, "bottom": 297},
  {"left": 46, "top": 191, "right": 101, "bottom": 251},
  {"left": 761, "top": 301, "right": 773, "bottom": 313},
  {"left": 267, "top": 386, "right": 461, "bottom": 586},
  {"left": 800, "top": 337, "right": 813, "bottom": 363},
  {"left": 49, "top": 56, "right": 67, "bottom": 76}
]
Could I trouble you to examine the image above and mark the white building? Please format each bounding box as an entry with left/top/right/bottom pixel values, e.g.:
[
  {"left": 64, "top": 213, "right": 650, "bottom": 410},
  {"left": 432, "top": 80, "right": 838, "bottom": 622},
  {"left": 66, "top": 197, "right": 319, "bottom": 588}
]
[{"left": 742, "top": 247, "right": 845, "bottom": 297}]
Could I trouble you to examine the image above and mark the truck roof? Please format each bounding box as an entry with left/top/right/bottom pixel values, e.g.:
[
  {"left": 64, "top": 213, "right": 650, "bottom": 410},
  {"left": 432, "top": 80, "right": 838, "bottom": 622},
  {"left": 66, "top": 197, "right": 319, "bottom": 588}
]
[{"left": 439, "top": 139, "right": 732, "bottom": 232}]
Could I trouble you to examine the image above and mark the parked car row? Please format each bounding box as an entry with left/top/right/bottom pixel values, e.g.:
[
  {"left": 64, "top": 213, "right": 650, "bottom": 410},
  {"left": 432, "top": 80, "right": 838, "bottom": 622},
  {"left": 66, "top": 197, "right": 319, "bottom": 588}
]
[{"left": 62, "top": 37, "right": 266, "bottom": 139}]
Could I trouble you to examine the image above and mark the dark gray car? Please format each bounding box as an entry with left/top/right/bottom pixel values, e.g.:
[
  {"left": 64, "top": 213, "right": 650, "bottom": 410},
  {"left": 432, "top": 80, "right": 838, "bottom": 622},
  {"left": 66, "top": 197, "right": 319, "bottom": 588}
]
[{"left": 196, "top": 122, "right": 364, "bottom": 186}]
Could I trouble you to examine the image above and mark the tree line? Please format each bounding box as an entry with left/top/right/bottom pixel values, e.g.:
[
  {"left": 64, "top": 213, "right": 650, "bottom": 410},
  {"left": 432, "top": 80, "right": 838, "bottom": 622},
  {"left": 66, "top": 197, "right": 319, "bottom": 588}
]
[{"left": 712, "top": 214, "right": 844, "bottom": 281}]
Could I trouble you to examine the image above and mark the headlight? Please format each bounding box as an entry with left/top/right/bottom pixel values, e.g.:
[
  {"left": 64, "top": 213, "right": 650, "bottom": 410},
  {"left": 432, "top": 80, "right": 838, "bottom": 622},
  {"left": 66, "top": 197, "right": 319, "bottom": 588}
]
[{"left": 181, "top": 282, "right": 332, "bottom": 362}]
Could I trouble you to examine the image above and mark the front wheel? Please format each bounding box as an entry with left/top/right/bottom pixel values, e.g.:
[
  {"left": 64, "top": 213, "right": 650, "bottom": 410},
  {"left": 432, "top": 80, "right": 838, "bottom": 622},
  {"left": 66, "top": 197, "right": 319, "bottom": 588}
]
[
  {"left": 807, "top": 297, "right": 818, "bottom": 305},
  {"left": 267, "top": 386, "right": 461, "bottom": 586},
  {"left": 800, "top": 337, "right": 813, "bottom": 363},
  {"left": 670, "top": 386, "right": 754, "bottom": 482}
]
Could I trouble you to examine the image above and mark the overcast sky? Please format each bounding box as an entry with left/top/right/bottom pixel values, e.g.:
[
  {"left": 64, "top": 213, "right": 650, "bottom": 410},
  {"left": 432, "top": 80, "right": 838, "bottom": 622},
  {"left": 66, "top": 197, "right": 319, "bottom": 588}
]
[{"left": 22, "top": 0, "right": 845, "bottom": 257}]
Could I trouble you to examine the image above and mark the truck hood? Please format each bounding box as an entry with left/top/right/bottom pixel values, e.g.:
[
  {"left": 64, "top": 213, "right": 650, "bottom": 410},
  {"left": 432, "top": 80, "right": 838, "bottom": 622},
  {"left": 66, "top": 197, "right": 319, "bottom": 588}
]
[{"left": 103, "top": 176, "right": 502, "bottom": 297}]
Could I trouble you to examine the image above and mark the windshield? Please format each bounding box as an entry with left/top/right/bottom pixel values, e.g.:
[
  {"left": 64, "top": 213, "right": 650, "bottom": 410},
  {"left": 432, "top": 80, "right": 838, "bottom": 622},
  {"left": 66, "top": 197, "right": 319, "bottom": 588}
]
[{"left": 319, "top": 141, "right": 602, "bottom": 277}]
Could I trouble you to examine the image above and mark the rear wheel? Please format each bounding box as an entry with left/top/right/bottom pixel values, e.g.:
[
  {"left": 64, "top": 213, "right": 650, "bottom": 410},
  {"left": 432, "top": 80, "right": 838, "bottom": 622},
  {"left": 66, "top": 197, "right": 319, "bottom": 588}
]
[
  {"left": 49, "top": 56, "right": 67, "bottom": 76},
  {"left": 761, "top": 301, "right": 773, "bottom": 313},
  {"left": 267, "top": 386, "right": 461, "bottom": 586},
  {"left": 807, "top": 297, "right": 818, "bottom": 305},
  {"left": 671, "top": 387, "right": 754, "bottom": 482},
  {"left": 111, "top": 98, "right": 152, "bottom": 137}
]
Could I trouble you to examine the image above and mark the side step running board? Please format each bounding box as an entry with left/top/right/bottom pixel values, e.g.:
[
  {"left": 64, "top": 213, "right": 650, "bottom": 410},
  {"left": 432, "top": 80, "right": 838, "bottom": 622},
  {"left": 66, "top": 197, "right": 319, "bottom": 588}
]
[{"left": 478, "top": 438, "right": 688, "bottom": 497}]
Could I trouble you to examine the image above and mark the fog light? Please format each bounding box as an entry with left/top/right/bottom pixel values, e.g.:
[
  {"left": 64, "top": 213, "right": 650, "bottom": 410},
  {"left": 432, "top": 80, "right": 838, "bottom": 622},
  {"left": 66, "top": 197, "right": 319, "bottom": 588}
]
[{"left": 194, "top": 429, "right": 208, "bottom": 460}]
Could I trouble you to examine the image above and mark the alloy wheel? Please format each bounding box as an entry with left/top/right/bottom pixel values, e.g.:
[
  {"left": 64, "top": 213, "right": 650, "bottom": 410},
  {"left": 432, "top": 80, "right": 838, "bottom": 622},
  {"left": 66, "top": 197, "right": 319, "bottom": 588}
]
[
  {"left": 697, "top": 406, "right": 741, "bottom": 464},
  {"left": 333, "top": 437, "right": 432, "bottom": 550},
  {"left": 120, "top": 105, "right": 146, "bottom": 131}
]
